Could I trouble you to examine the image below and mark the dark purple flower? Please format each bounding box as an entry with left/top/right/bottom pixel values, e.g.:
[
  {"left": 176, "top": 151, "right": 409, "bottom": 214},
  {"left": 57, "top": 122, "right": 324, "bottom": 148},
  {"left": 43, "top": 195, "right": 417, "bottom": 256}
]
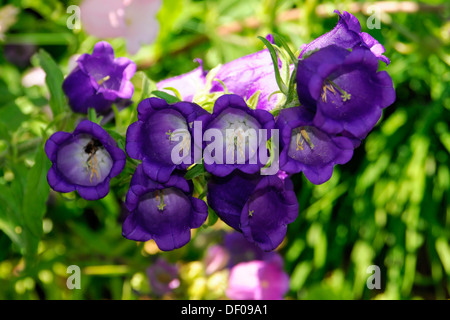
[
  {"left": 122, "top": 165, "right": 208, "bottom": 251},
  {"left": 4, "top": 43, "right": 37, "bottom": 68},
  {"left": 207, "top": 172, "right": 298, "bottom": 251},
  {"left": 203, "top": 94, "right": 275, "bottom": 177},
  {"left": 147, "top": 258, "right": 180, "bottom": 296},
  {"left": 156, "top": 59, "right": 207, "bottom": 102},
  {"left": 226, "top": 254, "right": 289, "bottom": 300},
  {"left": 224, "top": 232, "right": 277, "bottom": 267},
  {"left": 63, "top": 41, "right": 136, "bottom": 114},
  {"left": 276, "top": 106, "right": 354, "bottom": 184},
  {"left": 299, "top": 10, "right": 390, "bottom": 65},
  {"left": 126, "top": 97, "right": 209, "bottom": 183},
  {"left": 45, "top": 120, "right": 126, "bottom": 200},
  {"left": 297, "top": 45, "right": 395, "bottom": 139}
]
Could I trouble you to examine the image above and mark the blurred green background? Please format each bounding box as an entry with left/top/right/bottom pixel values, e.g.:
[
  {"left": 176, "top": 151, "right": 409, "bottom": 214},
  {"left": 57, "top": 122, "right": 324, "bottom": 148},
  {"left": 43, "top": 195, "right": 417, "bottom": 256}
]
[{"left": 0, "top": 0, "right": 449, "bottom": 300}]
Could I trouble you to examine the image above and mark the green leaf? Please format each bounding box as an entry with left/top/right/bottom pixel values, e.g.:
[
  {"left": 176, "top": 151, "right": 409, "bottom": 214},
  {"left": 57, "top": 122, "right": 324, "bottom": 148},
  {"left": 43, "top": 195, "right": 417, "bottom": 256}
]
[
  {"left": 161, "top": 87, "right": 183, "bottom": 101},
  {"left": 151, "top": 90, "right": 181, "bottom": 104},
  {"left": 272, "top": 33, "right": 298, "bottom": 65},
  {"left": 257, "top": 36, "right": 288, "bottom": 94},
  {"left": 204, "top": 206, "right": 219, "bottom": 228},
  {"left": 36, "top": 49, "right": 66, "bottom": 117},
  {"left": 22, "top": 144, "right": 51, "bottom": 238},
  {"left": 88, "top": 108, "right": 98, "bottom": 123},
  {"left": 0, "top": 102, "right": 30, "bottom": 133},
  {"left": 184, "top": 163, "right": 206, "bottom": 180},
  {"left": 0, "top": 183, "right": 23, "bottom": 248}
]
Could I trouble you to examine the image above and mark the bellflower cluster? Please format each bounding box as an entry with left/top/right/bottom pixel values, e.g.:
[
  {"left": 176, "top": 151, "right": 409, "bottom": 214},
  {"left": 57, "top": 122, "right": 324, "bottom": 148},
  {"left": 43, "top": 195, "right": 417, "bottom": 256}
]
[{"left": 47, "top": 10, "right": 395, "bottom": 255}]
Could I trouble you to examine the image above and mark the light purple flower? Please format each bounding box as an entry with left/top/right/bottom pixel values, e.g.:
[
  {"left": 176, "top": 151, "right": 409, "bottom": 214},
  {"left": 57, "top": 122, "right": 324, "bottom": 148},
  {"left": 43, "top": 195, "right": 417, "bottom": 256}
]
[
  {"left": 156, "top": 35, "right": 285, "bottom": 111},
  {"left": 210, "top": 49, "right": 283, "bottom": 111},
  {"left": 156, "top": 59, "right": 208, "bottom": 102},
  {"left": 45, "top": 120, "right": 126, "bottom": 200},
  {"left": 147, "top": 258, "right": 180, "bottom": 296}
]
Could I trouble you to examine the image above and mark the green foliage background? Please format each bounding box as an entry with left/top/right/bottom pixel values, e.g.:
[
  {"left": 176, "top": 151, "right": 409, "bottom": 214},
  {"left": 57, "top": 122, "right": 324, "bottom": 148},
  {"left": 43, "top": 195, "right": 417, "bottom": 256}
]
[{"left": 0, "top": 0, "right": 449, "bottom": 300}]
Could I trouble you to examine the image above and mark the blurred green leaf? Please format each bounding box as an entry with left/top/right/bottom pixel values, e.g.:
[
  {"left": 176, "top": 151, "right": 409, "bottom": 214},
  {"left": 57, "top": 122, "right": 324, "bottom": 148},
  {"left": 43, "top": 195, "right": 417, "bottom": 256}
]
[
  {"left": 36, "top": 49, "right": 66, "bottom": 117},
  {"left": 151, "top": 90, "right": 181, "bottom": 104},
  {"left": 22, "top": 145, "right": 51, "bottom": 238},
  {"left": 0, "top": 102, "right": 29, "bottom": 133}
]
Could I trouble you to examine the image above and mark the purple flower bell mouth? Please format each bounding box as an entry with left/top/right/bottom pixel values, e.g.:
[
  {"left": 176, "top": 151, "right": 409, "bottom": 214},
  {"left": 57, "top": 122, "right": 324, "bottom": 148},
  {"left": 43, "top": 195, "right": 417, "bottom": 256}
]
[
  {"left": 276, "top": 106, "right": 354, "bottom": 185},
  {"left": 299, "top": 10, "right": 390, "bottom": 65},
  {"left": 203, "top": 94, "right": 275, "bottom": 177},
  {"left": 207, "top": 172, "right": 298, "bottom": 251},
  {"left": 122, "top": 165, "right": 208, "bottom": 251},
  {"left": 297, "top": 45, "right": 396, "bottom": 140},
  {"left": 126, "top": 97, "right": 209, "bottom": 183},
  {"left": 62, "top": 41, "right": 136, "bottom": 114},
  {"left": 45, "top": 120, "right": 126, "bottom": 200}
]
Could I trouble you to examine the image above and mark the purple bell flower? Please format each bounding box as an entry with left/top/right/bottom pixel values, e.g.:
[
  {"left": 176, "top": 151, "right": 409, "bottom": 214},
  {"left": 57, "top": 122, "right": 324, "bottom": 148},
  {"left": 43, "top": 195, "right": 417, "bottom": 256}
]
[
  {"left": 122, "top": 164, "right": 208, "bottom": 251},
  {"left": 203, "top": 94, "right": 275, "bottom": 177},
  {"left": 299, "top": 10, "right": 390, "bottom": 65},
  {"left": 126, "top": 97, "right": 209, "bottom": 183},
  {"left": 45, "top": 120, "right": 126, "bottom": 200},
  {"left": 62, "top": 41, "right": 136, "bottom": 114},
  {"left": 207, "top": 172, "right": 298, "bottom": 251},
  {"left": 276, "top": 106, "right": 354, "bottom": 184},
  {"left": 297, "top": 45, "right": 396, "bottom": 139}
]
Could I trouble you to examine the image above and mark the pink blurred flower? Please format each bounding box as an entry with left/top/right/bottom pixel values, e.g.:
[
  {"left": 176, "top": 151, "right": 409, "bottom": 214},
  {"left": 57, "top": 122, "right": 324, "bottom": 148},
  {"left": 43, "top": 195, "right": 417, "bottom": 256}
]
[
  {"left": 226, "top": 255, "right": 290, "bottom": 300},
  {"left": 80, "top": 0, "right": 161, "bottom": 54},
  {"left": 204, "top": 245, "right": 230, "bottom": 275}
]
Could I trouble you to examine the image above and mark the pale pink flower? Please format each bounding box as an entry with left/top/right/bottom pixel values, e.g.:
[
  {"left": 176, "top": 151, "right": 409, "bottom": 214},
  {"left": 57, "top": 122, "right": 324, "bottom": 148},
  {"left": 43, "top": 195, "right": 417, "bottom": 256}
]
[
  {"left": 22, "top": 67, "right": 46, "bottom": 88},
  {"left": 80, "top": 0, "right": 161, "bottom": 54}
]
